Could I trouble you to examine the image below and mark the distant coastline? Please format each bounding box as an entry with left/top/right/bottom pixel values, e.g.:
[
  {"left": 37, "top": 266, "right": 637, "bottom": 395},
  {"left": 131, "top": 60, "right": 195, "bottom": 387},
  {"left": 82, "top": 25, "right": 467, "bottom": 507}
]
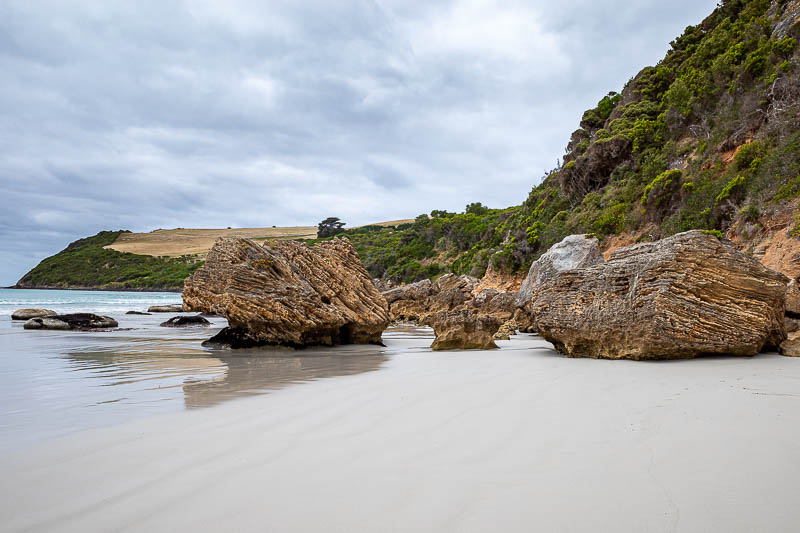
[{"left": 8, "top": 285, "right": 182, "bottom": 293}]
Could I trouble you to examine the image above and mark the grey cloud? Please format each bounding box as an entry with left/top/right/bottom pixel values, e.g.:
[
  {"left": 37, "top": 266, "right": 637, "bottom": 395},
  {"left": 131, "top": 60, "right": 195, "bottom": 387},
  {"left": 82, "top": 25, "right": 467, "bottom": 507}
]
[{"left": 0, "top": 0, "right": 718, "bottom": 284}]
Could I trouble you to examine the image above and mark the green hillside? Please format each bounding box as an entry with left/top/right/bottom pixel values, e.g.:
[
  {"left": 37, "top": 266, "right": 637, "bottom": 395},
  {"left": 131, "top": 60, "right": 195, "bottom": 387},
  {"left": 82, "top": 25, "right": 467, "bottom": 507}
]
[
  {"left": 16, "top": 231, "right": 203, "bottom": 290},
  {"left": 18, "top": 0, "right": 800, "bottom": 288},
  {"left": 325, "top": 0, "right": 800, "bottom": 282}
]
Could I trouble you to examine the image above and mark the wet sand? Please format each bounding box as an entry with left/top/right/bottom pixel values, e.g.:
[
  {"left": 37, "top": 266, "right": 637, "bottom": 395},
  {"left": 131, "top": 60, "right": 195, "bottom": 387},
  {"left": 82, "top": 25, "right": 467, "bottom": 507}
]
[{"left": 2, "top": 331, "right": 800, "bottom": 532}]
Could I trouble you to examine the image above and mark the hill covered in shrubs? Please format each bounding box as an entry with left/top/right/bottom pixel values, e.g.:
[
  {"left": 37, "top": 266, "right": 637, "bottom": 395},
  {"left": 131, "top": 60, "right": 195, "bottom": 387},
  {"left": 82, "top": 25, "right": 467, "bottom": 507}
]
[{"left": 328, "top": 0, "right": 800, "bottom": 283}]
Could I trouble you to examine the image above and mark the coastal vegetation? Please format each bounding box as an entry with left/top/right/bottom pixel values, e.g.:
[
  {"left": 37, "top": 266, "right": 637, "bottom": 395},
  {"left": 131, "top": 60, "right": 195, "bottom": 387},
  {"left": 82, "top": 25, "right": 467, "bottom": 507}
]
[
  {"left": 16, "top": 231, "right": 203, "bottom": 290},
  {"left": 318, "top": 0, "right": 800, "bottom": 283},
  {"left": 17, "top": 0, "right": 800, "bottom": 288}
]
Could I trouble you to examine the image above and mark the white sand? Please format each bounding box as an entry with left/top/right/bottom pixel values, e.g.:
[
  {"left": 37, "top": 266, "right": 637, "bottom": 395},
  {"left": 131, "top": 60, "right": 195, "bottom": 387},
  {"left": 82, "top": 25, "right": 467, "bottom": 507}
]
[{"left": 2, "top": 334, "right": 800, "bottom": 532}]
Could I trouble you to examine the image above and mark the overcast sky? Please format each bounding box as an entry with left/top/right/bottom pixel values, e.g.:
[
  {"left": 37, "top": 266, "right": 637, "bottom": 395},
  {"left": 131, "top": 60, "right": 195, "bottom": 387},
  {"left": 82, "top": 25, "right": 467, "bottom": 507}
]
[{"left": 0, "top": 0, "right": 718, "bottom": 285}]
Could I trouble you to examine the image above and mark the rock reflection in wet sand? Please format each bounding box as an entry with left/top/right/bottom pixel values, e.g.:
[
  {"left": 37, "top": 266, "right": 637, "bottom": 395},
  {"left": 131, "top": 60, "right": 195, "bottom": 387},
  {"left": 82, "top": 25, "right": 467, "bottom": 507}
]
[{"left": 183, "top": 344, "right": 387, "bottom": 408}]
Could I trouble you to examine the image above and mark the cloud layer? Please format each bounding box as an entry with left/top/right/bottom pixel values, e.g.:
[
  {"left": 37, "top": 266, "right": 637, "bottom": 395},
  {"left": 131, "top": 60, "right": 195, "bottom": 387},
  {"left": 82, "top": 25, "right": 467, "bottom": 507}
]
[{"left": 0, "top": 0, "right": 718, "bottom": 284}]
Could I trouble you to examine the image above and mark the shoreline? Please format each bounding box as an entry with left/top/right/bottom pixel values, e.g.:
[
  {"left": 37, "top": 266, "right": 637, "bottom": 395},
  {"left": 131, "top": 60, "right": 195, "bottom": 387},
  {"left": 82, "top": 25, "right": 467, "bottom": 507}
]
[
  {"left": 7, "top": 285, "right": 182, "bottom": 293},
  {"left": 2, "top": 336, "right": 799, "bottom": 532}
]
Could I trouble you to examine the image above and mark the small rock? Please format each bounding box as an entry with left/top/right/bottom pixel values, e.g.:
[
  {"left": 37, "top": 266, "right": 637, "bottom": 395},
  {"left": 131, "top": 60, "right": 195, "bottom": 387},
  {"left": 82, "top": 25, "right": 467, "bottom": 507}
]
[
  {"left": 24, "top": 313, "right": 118, "bottom": 330},
  {"left": 781, "top": 332, "right": 800, "bottom": 357},
  {"left": 11, "top": 308, "right": 57, "bottom": 320},
  {"left": 126, "top": 311, "right": 152, "bottom": 315},
  {"left": 147, "top": 305, "right": 185, "bottom": 313},
  {"left": 494, "top": 319, "right": 518, "bottom": 340},
  {"left": 160, "top": 315, "right": 212, "bottom": 328},
  {"left": 423, "top": 310, "right": 501, "bottom": 350}
]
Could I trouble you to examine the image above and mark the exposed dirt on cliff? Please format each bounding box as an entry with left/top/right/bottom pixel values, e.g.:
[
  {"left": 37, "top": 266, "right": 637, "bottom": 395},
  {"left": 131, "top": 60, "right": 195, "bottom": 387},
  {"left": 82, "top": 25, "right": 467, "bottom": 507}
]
[{"left": 728, "top": 200, "right": 800, "bottom": 280}]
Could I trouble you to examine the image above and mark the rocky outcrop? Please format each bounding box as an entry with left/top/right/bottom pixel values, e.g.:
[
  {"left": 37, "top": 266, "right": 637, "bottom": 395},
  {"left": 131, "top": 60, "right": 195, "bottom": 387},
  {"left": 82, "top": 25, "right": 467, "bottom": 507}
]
[
  {"left": 381, "top": 273, "right": 516, "bottom": 349},
  {"left": 183, "top": 237, "right": 389, "bottom": 348},
  {"left": 471, "top": 290, "right": 515, "bottom": 322},
  {"left": 382, "top": 279, "right": 435, "bottom": 321},
  {"left": 515, "top": 234, "right": 603, "bottom": 316},
  {"left": 23, "top": 313, "right": 118, "bottom": 330},
  {"left": 786, "top": 279, "right": 800, "bottom": 316},
  {"left": 423, "top": 310, "right": 501, "bottom": 350},
  {"left": 148, "top": 305, "right": 185, "bottom": 313},
  {"left": 531, "top": 231, "right": 788, "bottom": 360},
  {"left": 11, "top": 309, "right": 57, "bottom": 320},
  {"left": 160, "top": 315, "right": 211, "bottom": 328}
]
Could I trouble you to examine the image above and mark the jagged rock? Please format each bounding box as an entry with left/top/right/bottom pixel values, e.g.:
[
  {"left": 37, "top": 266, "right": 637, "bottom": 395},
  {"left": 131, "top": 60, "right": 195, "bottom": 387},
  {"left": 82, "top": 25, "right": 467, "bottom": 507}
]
[
  {"left": 382, "top": 279, "right": 435, "bottom": 321},
  {"left": 148, "top": 305, "right": 185, "bottom": 313},
  {"left": 515, "top": 234, "right": 603, "bottom": 315},
  {"left": 23, "top": 313, "right": 118, "bottom": 330},
  {"left": 531, "top": 231, "right": 788, "bottom": 360},
  {"left": 126, "top": 311, "right": 152, "bottom": 315},
  {"left": 372, "top": 278, "right": 396, "bottom": 293},
  {"left": 11, "top": 308, "right": 57, "bottom": 320},
  {"left": 434, "top": 273, "right": 479, "bottom": 294},
  {"left": 785, "top": 317, "right": 800, "bottom": 334},
  {"left": 471, "top": 290, "right": 515, "bottom": 322},
  {"left": 786, "top": 279, "right": 800, "bottom": 317},
  {"left": 423, "top": 310, "right": 501, "bottom": 350},
  {"left": 781, "top": 332, "right": 800, "bottom": 357},
  {"left": 513, "top": 308, "right": 536, "bottom": 333},
  {"left": 160, "top": 315, "right": 211, "bottom": 328},
  {"left": 494, "top": 319, "right": 518, "bottom": 340},
  {"left": 183, "top": 237, "right": 389, "bottom": 348}
]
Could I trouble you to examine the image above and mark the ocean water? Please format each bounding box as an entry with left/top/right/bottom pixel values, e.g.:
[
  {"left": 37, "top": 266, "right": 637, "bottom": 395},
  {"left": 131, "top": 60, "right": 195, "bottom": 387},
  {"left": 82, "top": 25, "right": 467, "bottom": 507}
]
[{"left": 0, "top": 288, "right": 430, "bottom": 450}]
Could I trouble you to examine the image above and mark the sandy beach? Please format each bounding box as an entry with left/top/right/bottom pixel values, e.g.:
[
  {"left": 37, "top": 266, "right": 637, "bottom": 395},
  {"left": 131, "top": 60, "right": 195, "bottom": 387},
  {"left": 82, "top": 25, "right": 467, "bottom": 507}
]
[{"left": 2, "top": 330, "right": 800, "bottom": 533}]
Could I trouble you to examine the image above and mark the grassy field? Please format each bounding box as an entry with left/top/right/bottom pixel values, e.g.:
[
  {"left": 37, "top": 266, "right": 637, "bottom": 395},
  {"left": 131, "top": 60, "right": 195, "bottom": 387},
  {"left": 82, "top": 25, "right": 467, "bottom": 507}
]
[{"left": 104, "top": 220, "right": 413, "bottom": 258}]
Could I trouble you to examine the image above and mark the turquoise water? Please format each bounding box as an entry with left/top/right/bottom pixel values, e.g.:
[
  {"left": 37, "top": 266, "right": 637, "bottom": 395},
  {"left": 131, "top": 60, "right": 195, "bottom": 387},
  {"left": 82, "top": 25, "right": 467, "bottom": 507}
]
[
  {"left": 0, "top": 288, "right": 182, "bottom": 316},
  {"left": 0, "top": 288, "right": 423, "bottom": 450}
]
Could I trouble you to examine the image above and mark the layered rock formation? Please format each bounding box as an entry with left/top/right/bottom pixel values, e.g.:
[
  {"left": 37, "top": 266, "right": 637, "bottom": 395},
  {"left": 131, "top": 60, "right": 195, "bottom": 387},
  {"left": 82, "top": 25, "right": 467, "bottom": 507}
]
[
  {"left": 183, "top": 237, "right": 389, "bottom": 348},
  {"left": 530, "top": 231, "right": 788, "bottom": 360},
  {"left": 423, "top": 310, "right": 501, "bottom": 350},
  {"left": 23, "top": 313, "right": 118, "bottom": 330},
  {"left": 515, "top": 234, "right": 603, "bottom": 316},
  {"left": 380, "top": 273, "right": 515, "bottom": 349}
]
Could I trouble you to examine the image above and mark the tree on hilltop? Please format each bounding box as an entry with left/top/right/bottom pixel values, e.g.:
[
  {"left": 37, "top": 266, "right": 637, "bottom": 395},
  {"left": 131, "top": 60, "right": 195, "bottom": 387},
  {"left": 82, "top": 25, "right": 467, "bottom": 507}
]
[{"left": 317, "top": 217, "right": 346, "bottom": 238}]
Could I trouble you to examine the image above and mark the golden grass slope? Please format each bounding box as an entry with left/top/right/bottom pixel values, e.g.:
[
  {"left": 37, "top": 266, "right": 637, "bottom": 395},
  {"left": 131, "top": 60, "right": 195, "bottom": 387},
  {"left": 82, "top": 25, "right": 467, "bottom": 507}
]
[{"left": 105, "top": 220, "right": 414, "bottom": 258}]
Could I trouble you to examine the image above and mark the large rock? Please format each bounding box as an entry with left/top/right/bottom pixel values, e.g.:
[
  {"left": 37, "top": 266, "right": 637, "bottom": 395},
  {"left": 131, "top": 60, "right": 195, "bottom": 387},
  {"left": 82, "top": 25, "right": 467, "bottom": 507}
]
[
  {"left": 23, "top": 313, "right": 118, "bottom": 330},
  {"left": 11, "top": 308, "right": 56, "bottom": 320},
  {"left": 183, "top": 237, "right": 389, "bottom": 348},
  {"left": 515, "top": 234, "right": 603, "bottom": 314},
  {"left": 531, "top": 231, "right": 788, "bottom": 360},
  {"left": 423, "top": 310, "right": 501, "bottom": 350}
]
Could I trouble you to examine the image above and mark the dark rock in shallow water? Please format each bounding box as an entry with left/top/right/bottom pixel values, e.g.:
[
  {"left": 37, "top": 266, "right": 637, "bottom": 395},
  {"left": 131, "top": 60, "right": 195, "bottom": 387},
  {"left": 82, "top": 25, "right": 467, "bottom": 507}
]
[
  {"left": 126, "top": 311, "right": 152, "bottom": 315},
  {"left": 11, "top": 308, "right": 57, "bottom": 320},
  {"left": 160, "top": 315, "right": 211, "bottom": 328},
  {"left": 23, "top": 313, "right": 118, "bottom": 331},
  {"left": 147, "top": 305, "right": 184, "bottom": 313}
]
